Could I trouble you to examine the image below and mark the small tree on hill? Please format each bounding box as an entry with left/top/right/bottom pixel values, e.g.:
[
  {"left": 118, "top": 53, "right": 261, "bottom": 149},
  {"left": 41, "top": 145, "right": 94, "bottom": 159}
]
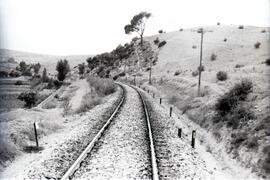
[
  {"left": 124, "top": 11, "right": 152, "bottom": 47},
  {"left": 33, "top": 63, "right": 41, "bottom": 76},
  {"left": 42, "top": 68, "right": 49, "bottom": 82},
  {"left": 19, "top": 61, "right": 27, "bottom": 73},
  {"left": 56, "top": 59, "right": 70, "bottom": 81},
  {"left": 78, "top": 63, "right": 85, "bottom": 75}
]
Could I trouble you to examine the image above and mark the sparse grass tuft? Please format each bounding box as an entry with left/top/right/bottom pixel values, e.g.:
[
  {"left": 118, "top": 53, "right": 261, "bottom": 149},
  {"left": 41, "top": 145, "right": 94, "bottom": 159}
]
[{"left": 216, "top": 71, "right": 228, "bottom": 81}]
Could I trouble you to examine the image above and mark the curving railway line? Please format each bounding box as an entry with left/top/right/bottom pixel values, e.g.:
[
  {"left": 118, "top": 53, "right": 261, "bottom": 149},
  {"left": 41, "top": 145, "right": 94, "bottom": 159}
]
[{"left": 60, "top": 83, "right": 159, "bottom": 180}]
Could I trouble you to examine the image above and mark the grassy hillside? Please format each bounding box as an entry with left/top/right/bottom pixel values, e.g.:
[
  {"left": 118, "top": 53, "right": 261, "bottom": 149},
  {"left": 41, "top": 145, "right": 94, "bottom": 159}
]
[{"left": 117, "top": 25, "right": 270, "bottom": 178}]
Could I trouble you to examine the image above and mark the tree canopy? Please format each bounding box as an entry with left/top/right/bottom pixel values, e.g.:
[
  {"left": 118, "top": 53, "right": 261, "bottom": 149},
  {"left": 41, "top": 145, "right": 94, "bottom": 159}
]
[{"left": 124, "top": 11, "right": 151, "bottom": 46}]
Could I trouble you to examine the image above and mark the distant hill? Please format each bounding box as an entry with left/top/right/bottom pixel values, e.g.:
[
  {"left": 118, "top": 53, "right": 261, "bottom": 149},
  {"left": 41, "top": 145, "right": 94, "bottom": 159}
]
[{"left": 0, "top": 49, "right": 92, "bottom": 74}]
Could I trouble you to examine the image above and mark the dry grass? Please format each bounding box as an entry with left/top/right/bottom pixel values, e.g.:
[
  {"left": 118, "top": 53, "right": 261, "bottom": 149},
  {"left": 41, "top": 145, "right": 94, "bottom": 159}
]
[
  {"left": 76, "top": 92, "right": 102, "bottom": 113},
  {"left": 87, "top": 76, "right": 116, "bottom": 96}
]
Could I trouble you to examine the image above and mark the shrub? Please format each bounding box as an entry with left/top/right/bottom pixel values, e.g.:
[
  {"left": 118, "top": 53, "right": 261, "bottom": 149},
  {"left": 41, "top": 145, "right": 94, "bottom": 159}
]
[
  {"left": 9, "top": 70, "right": 21, "bottom": 77},
  {"left": 87, "top": 76, "right": 116, "bottom": 96},
  {"left": 14, "top": 80, "right": 23, "bottom": 85},
  {"left": 235, "top": 64, "right": 245, "bottom": 68},
  {"left": 211, "top": 53, "right": 217, "bottom": 61},
  {"left": 174, "top": 70, "right": 181, "bottom": 76},
  {"left": 265, "top": 58, "right": 270, "bottom": 66},
  {"left": 215, "top": 79, "right": 253, "bottom": 115},
  {"left": 231, "top": 132, "right": 247, "bottom": 148},
  {"left": 192, "top": 45, "right": 197, "bottom": 49},
  {"left": 119, "top": 72, "right": 126, "bottom": 77},
  {"left": 214, "top": 80, "right": 254, "bottom": 128},
  {"left": 224, "top": 38, "right": 227, "bottom": 42},
  {"left": 216, "top": 71, "right": 228, "bottom": 81},
  {"left": 56, "top": 59, "right": 70, "bottom": 81},
  {"left": 254, "top": 42, "right": 261, "bottom": 49},
  {"left": 192, "top": 70, "right": 199, "bottom": 77},
  {"left": 153, "top": 38, "right": 160, "bottom": 45},
  {"left": 18, "top": 91, "right": 37, "bottom": 108},
  {"left": 53, "top": 80, "right": 62, "bottom": 89},
  {"left": 158, "top": 41, "right": 167, "bottom": 48},
  {"left": 246, "top": 136, "right": 259, "bottom": 149},
  {"left": 238, "top": 25, "right": 244, "bottom": 29},
  {"left": 146, "top": 67, "right": 151, "bottom": 71},
  {"left": 179, "top": 28, "right": 183, "bottom": 31},
  {"left": 217, "top": 22, "right": 220, "bottom": 25},
  {"left": 158, "top": 30, "right": 163, "bottom": 34},
  {"left": 197, "top": 65, "right": 205, "bottom": 72},
  {"left": 0, "top": 71, "right": 9, "bottom": 77},
  {"left": 261, "top": 29, "right": 266, "bottom": 33}
]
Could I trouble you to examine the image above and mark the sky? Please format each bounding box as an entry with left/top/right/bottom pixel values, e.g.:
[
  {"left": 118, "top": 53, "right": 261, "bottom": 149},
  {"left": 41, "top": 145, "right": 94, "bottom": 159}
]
[{"left": 0, "top": 0, "right": 269, "bottom": 55}]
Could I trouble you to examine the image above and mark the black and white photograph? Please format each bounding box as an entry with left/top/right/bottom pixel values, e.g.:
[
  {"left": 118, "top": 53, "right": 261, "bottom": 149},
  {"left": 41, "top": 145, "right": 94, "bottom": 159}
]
[{"left": 0, "top": 0, "right": 269, "bottom": 179}]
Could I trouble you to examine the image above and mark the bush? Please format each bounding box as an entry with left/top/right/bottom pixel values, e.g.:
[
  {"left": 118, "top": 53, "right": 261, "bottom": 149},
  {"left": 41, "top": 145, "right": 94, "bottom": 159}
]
[
  {"left": 153, "top": 38, "right": 160, "bottom": 45},
  {"left": 216, "top": 71, "right": 228, "bottom": 81},
  {"left": 217, "top": 22, "right": 220, "bottom": 25},
  {"left": 119, "top": 72, "right": 126, "bottom": 77},
  {"left": 215, "top": 79, "right": 253, "bottom": 115},
  {"left": 42, "top": 68, "right": 49, "bottom": 82},
  {"left": 192, "top": 70, "right": 199, "bottom": 77},
  {"left": 87, "top": 76, "right": 116, "bottom": 96},
  {"left": 158, "top": 30, "right": 163, "bottom": 34},
  {"left": 192, "top": 45, "right": 197, "bottom": 49},
  {"left": 146, "top": 67, "right": 151, "bottom": 71},
  {"left": 211, "top": 53, "right": 217, "bottom": 61},
  {"left": 174, "top": 70, "right": 181, "bottom": 76},
  {"left": 0, "top": 71, "right": 9, "bottom": 78},
  {"left": 53, "top": 80, "right": 63, "bottom": 89},
  {"left": 261, "top": 29, "right": 266, "bottom": 33},
  {"left": 224, "top": 38, "right": 227, "bottom": 42},
  {"left": 14, "top": 80, "right": 23, "bottom": 85},
  {"left": 9, "top": 70, "right": 21, "bottom": 77},
  {"left": 235, "top": 64, "right": 245, "bottom": 68},
  {"left": 254, "top": 42, "right": 261, "bottom": 49},
  {"left": 265, "top": 58, "right": 270, "bottom": 66},
  {"left": 231, "top": 132, "right": 247, "bottom": 148},
  {"left": 238, "top": 25, "right": 244, "bottom": 29},
  {"left": 18, "top": 91, "right": 37, "bottom": 108},
  {"left": 179, "top": 28, "right": 183, "bottom": 31},
  {"left": 158, "top": 41, "right": 167, "bottom": 48},
  {"left": 197, "top": 65, "right": 205, "bottom": 72}
]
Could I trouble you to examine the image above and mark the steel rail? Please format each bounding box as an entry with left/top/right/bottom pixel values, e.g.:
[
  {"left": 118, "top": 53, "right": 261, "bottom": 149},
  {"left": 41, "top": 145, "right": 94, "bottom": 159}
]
[
  {"left": 61, "top": 83, "right": 125, "bottom": 180},
  {"left": 129, "top": 85, "right": 159, "bottom": 180}
]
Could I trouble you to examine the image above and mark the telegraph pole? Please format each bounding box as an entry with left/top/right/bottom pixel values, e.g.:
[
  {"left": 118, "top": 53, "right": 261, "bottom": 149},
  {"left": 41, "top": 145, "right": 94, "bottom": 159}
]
[
  {"left": 149, "top": 58, "right": 152, "bottom": 85},
  {"left": 198, "top": 28, "right": 204, "bottom": 96}
]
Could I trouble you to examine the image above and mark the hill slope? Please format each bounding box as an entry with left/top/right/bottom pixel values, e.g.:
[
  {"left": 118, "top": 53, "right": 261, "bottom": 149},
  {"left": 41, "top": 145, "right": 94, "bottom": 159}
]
[
  {"left": 0, "top": 49, "right": 91, "bottom": 73},
  {"left": 125, "top": 25, "right": 270, "bottom": 178}
]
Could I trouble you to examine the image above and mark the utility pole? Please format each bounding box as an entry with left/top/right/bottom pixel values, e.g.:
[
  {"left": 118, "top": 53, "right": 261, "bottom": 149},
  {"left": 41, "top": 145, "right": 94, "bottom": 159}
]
[
  {"left": 149, "top": 58, "right": 152, "bottom": 85},
  {"left": 198, "top": 28, "right": 204, "bottom": 96}
]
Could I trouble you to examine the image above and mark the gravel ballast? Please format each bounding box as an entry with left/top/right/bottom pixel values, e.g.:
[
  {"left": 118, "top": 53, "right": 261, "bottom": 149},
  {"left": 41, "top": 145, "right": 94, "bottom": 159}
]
[
  {"left": 139, "top": 88, "right": 215, "bottom": 179},
  {"left": 73, "top": 84, "right": 152, "bottom": 179},
  {"left": 0, "top": 85, "right": 123, "bottom": 179}
]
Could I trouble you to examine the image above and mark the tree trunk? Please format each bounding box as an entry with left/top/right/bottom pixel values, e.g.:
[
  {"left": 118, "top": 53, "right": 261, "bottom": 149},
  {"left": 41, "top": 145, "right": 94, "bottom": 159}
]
[{"left": 140, "top": 35, "right": 143, "bottom": 47}]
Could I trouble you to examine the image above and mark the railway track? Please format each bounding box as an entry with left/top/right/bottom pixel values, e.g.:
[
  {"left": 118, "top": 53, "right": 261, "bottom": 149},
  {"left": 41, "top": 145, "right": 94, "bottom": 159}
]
[{"left": 60, "top": 83, "right": 159, "bottom": 180}]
